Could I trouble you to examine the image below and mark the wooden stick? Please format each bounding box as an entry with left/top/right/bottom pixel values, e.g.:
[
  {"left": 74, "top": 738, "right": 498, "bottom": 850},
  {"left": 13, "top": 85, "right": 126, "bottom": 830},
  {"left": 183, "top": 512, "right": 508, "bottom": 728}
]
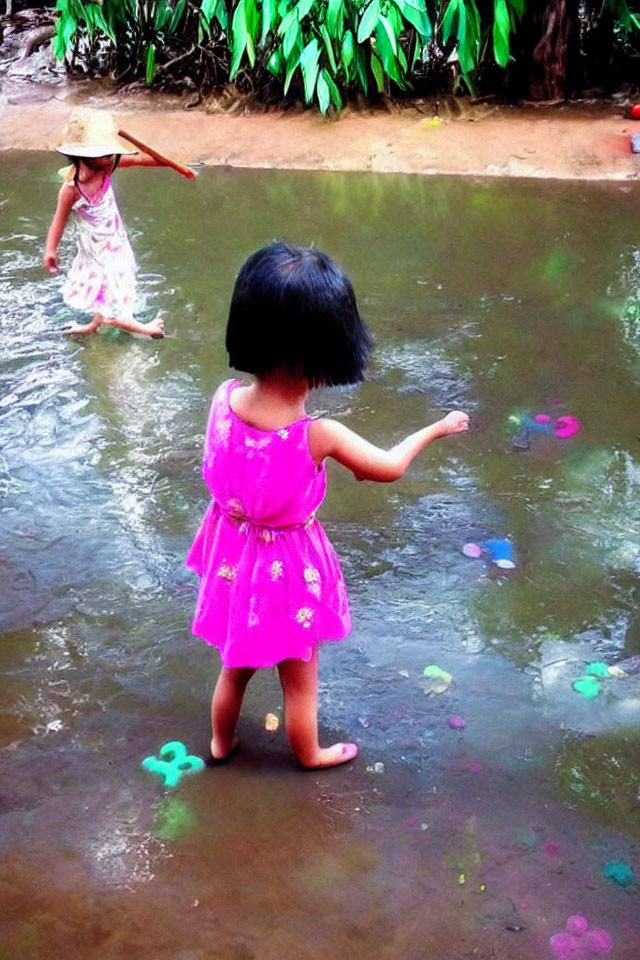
[{"left": 117, "top": 129, "right": 197, "bottom": 179}]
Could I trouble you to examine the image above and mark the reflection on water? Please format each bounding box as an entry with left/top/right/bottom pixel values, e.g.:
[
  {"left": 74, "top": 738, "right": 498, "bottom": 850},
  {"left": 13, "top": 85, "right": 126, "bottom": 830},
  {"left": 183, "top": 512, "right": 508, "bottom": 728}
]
[{"left": 1, "top": 153, "right": 639, "bottom": 957}]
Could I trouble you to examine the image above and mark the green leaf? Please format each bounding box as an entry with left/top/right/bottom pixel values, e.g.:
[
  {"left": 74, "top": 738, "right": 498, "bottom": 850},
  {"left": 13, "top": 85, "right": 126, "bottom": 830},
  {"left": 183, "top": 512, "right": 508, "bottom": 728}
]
[
  {"left": 378, "top": 13, "right": 397, "bottom": 55},
  {"left": 200, "top": 0, "right": 217, "bottom": 25},
  {"left": 441, "top": 0, "right": 458, "bottom": 44},
  {"left": 169, "top": 0, "right": 187, "bottom": 34},
  {"left": 327, "top": 0, "right": 344, "bottom": 36},
  {"left": 230, "top": 0, "right": 248, "bottom": 79},
  {"left": 323, "top": 68, "right": 342, "bottom": 109},
  {"left": 375, "top": 22, "right": 402, "bottom": 84},
  {"left": 296, "top": 0, "right": 314, "bottom": 21},
  {"left": 279, "top": 6, "right": 298, "bottom": 35},
  {"left": 410, "top": 29, "right": 421, "bottom": 69},
  {"left": 92, "top": 5, "right": 115, "bottom": 39},
  {"left": 354, "top": 42, "right": 368, "bottom": 94},
  {"left": 394, "top": 0, "right": 431, "bottom": 39},
  {"left": 267, "top": 47, "right": 283, "bottom": 74},
  {"left": 357, "top": 0, "right": 380, "bottom": 42},
  {"left": 283, "top": 19, "right": 301, "bottom": 58},
  {"left": 319, "top": 22, "right": 338, "bottom": 73},
  {"left": 284, "top": 48, "right": 300, "bottom": 93},
  {"left": 260, "top": 0, "right": 275, "bottom": 45},
  {"left": 245, "top": 0, "right": 259, "bottom": 65},
  {"left": 299, "top": 36, "right": 320, "bottom": 103},
  {"left": 397, "top": 39, "right": 407, "bottom": 71},
  {"left": 216, "top": 0, "right": 228, "bottom": 29},
  {"left": 155, "top": 0, "right": 170, "bottom": 31},
  {"left": 369, "top": 50, "right": 384, "bottom": 92},
  {"left": 493, "top": 0, "right": 510, "bottom": 67},
  {"left": 341, "top": 29, "right": 355, "bottom": 69},
  {"left": 56, "top": 10, "right": 77, "bottom": 56},
  {"left": 145, "top": 43, "right": 156, "bottom": 84},
  {"left": 316, "top": 70, "right": 330, "bottom": 114}
]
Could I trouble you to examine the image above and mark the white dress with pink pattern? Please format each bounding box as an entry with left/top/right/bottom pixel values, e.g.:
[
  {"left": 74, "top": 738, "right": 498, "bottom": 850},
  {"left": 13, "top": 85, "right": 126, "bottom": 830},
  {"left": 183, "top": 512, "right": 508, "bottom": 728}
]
[{"left": 62, "top": 175, "right": 137, "bottom": 320}]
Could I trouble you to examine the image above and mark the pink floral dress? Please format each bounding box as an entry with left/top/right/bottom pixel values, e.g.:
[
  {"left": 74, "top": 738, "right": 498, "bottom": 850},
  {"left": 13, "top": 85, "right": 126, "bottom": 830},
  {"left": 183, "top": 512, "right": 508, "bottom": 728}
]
[
  {"left": 62, "top": 175, "right": 137, "bottom": 320},
  {"left": 186, "top": 379, "right": 351, "bottom": 668}
]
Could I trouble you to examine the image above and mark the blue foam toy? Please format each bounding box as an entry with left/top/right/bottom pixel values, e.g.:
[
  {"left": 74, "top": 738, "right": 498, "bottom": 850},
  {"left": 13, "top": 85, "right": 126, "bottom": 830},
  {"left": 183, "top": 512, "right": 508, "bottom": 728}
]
[
  {"left": 483, "top": 539, "right": 516, "bottom": 569},
  {"left": 142, "top": 741, "right": 205, "bottom": 789},
  {"left": 603, "top": 860, "right": 635, "bottom": 887}
]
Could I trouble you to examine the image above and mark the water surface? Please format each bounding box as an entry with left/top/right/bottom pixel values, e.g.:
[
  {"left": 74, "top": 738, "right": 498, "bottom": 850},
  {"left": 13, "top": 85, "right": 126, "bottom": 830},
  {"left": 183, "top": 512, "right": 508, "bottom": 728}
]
[{"left": 1, "top": 153, "right": 639, "bottom": 958}]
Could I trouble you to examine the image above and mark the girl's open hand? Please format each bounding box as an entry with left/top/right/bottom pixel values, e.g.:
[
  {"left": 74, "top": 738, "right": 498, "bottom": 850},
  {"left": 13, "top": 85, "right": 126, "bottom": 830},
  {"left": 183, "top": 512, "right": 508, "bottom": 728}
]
[
  {"left": 440, "top": 411, "right": 470, "bottom": 436},
  {"left": 43, "top": 251, "right": 59, "bottom": 274}
]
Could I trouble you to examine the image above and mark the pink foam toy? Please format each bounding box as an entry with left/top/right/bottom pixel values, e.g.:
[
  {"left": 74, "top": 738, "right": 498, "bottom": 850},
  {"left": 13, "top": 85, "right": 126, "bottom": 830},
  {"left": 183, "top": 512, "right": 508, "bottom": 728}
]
[
  {"left": 535, "top": 413, "right": 552, "bottom": 423},
  {"left": 555, "top": 415, "right": 580, "bottom": 439},
  {"left": 462, "top": 542, "right": 483, "bottom": 558},
  {"left": 550, "top": 932, "right": 583, "bottom": 959},
  {"left": 584, "top": 929, "right": 613, "bottom": 955},
  {"left": 550, "top": 916, "right": 613, "bottom": 959}
]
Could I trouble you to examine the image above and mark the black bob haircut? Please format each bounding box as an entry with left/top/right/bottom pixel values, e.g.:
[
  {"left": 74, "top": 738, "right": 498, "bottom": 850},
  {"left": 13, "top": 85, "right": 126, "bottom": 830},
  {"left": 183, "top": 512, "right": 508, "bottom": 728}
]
[{"left": 226, "top": 242, "right": 372, "bottom": 387}]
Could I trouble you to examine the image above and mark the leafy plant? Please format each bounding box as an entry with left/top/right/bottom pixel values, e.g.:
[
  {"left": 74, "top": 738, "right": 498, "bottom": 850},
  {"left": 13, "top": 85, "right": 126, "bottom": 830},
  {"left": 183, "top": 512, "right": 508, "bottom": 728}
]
[{"left": 51, "top": 0, "right": 640, "bottom": 112}]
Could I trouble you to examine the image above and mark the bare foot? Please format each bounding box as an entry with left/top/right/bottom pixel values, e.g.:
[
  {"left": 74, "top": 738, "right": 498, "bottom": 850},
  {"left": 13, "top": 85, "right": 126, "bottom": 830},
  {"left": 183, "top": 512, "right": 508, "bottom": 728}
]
[
  {"left": 62, "top": 320, "right": 100, "bottom": 336},
  {"left": 210, "top": 735, "right": 239, "bottom": 764},
  {"left": 146, "top": 313, "right": 165, "bottom": 339},
  {"left": 299, "top": 742, "right": 358, "bottom": 770}
]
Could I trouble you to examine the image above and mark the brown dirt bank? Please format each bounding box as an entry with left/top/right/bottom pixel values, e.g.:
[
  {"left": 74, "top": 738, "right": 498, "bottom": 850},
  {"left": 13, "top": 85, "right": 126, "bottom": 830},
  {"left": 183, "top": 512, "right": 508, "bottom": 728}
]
[{"left": 1, "top": 87, "right": 639, "bottom": 180}]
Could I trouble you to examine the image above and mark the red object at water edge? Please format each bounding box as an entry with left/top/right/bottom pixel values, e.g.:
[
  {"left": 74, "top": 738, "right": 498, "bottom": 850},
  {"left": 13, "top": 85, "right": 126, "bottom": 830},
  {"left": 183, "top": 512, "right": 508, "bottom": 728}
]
[{"left": 631, "top": 104, "right": 640, "bottom": 119}]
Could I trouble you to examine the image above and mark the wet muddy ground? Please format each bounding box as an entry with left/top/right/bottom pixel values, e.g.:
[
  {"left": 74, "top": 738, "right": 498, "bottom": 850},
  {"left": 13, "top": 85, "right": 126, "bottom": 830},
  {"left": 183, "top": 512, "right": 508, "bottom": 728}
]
[{"left": 1, "top": 155, "right": 639, "bottom": 958}]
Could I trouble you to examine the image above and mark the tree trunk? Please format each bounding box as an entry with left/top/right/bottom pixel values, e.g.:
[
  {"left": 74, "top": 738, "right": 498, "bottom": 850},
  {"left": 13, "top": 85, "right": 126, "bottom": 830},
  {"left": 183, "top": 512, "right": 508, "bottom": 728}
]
[{"left": 527, "top": 0, "right": 580, "bottom": 100}]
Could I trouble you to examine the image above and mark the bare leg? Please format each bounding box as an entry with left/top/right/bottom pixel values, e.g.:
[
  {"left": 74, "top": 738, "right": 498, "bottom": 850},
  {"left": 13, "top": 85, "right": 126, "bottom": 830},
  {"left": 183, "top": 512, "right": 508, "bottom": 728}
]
[
  {"left": 278, "top": 650, "right": 358, "bottom": 769},
  {"left": 210, "top": 666, "right": 256, "bottom": 760},
  {"left": 63, "top": 313, "right": 103, "bottom": 336},
  {"left": 102, "top": 312, "right": 165, "bottom": 339}
]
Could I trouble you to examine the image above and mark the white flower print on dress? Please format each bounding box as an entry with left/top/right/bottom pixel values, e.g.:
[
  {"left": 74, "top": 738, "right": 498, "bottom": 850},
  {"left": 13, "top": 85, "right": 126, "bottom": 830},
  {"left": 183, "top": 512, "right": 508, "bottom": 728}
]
[
  {"left": 303, "top": 566, "right": 321, "bottom": 598},
  {"left": 270, "top": 560, "right": 284, "bottom": 581},
  {"left": 296, "top": 607, "right": 314, "bottom": 629},
  {"left": 217, "top": 561, "right": 237, "bottom": 581}
]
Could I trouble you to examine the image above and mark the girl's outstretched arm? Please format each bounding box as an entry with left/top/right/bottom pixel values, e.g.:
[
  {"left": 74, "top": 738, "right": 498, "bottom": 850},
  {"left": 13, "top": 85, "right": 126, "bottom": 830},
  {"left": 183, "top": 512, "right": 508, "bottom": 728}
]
[
  {"left": 309, "top": 412, "right": 469, "bottom": 483},
  {"left": 118, "top": 152, "right": 164, "bottom": 168},
  {"left": 43, "top": 182, "right": 76, "bottom": 274}
]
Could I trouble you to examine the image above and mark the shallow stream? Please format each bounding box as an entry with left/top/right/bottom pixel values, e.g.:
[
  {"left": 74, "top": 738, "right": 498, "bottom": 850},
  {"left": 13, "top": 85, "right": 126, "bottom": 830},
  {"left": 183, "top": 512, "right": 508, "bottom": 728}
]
[{"left": 1, "top": 153, "right": 639, "bottom": 958}]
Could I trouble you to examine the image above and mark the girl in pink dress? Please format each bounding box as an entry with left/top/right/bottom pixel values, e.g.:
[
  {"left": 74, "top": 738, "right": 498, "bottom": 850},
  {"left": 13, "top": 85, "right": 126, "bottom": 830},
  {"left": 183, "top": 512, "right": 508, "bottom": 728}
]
[
  {"left": 187, "top": 242, "right": 469, "bottom": 769},
  {"left": 44, "top": 111, "right": 187, "bottom": 337}
]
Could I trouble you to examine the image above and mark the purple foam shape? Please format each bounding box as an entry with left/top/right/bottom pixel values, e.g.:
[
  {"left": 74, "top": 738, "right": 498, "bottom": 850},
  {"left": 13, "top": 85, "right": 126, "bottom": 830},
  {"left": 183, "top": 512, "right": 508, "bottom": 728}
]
[
  {"left": 448, "top": 715, "right": 466, "bottom": 729},
  {"left": 567, "top": 917, "right": 589, "bottom": 936},
  {"left": 535, "top": 413, "right": 552, "bottom": 424}
]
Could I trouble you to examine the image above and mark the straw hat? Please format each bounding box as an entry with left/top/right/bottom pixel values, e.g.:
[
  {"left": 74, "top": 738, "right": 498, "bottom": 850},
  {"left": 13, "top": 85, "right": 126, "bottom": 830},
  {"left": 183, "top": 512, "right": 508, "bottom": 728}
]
[{"left": 55, "top": 109, "right": 136, "bottom": 158}]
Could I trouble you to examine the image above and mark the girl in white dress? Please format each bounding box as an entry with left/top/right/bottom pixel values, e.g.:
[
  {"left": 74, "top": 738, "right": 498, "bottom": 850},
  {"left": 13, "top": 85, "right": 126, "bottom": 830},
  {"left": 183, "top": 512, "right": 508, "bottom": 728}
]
[{"left": 44, "top": 110, "right": 184, "bottom": 337}]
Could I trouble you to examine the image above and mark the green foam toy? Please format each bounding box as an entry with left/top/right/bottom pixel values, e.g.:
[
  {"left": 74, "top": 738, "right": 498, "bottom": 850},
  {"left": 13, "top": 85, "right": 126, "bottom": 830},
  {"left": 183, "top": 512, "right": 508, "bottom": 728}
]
[
  {"left": 585, "top": 662, "right": 610, "bottom": 678},
  {"left": 142, "top": 741, "right": 205, "bottom": 789},
  {"left": 572, "top": 676, "right": 601, "bottom": 698},
  {"left": 423, "top": 664, "right": 453, "bottom": 695}
]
